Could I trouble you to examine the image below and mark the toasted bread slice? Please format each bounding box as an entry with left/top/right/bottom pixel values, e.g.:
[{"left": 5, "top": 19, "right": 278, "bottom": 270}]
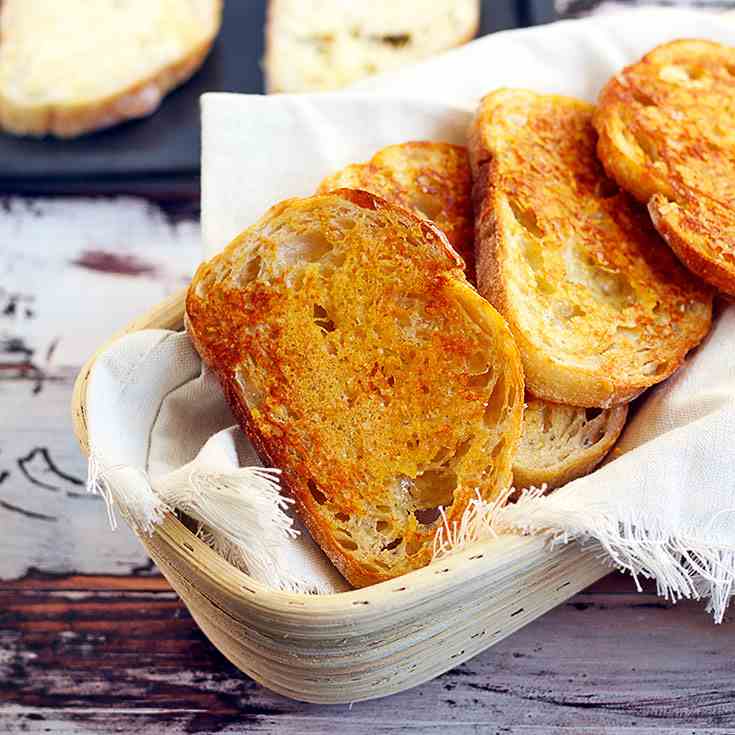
[
  {"left": 264, "top": 0, "right": 479, "bottom": 93},
  {"left": 469, "top": 89, "right": 712, "bottom": 408},
  {"left": 595, "top": 40, "right": 735, "bottom": 295},
  {"left": 318, "top": 142, "right": 475, "bottom": 280},
  {"left": 186, "top": 189, "right": 524, "bottom": 587},
  {"left": 319, "top": 141, "right": 617, "bottom": 491},
  {"left": 513, "top": 398, "right": 627, "bottom": 492},
  {"left": 0, "top": 0, "right": 222, "bottom": 138}
]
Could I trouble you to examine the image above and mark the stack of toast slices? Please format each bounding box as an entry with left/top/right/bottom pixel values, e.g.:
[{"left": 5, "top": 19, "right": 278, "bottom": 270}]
[{"left": 187, "top": 39, "right": 724, "bottom": 588}]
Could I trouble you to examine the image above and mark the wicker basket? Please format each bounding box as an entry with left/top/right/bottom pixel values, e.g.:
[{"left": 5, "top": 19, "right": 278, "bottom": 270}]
[{"left": 71, "top": 288, "right": 609, "bottom": 703}]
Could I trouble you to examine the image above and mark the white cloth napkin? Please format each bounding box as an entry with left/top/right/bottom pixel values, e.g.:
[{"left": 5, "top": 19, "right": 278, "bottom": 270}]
[
  {"left": 86, "top": 329, "right": 348, "bottom": 593},
  {"left": 86, "top": 8, "right": 735, "bottom": 616},
  {"left": 433, "top": 302, "right": 735, "bottom": 621}
]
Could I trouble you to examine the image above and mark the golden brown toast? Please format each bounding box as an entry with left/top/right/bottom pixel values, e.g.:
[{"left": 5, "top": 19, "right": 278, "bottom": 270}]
[
  {"left": 319, "top": 142, "right": 620, "bottom": 493},
  {"left": 595, "top": 40, "right": 735, "bottom": 295},
  {"left": 470, "top": 89, "right": 713, "bottom": 408},
  {"left": 513, "top": 398, "right": 627, "bottom": 492},
  {"left": 318, "top": 142, "right": 475, "bottom": 280},
  {"left": 186, "top": 189, "right": 524, "bottom": 587}
]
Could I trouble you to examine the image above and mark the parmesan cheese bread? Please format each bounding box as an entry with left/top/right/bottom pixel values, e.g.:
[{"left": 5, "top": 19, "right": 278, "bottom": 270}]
[
  {"left": 319, "top": 141, "right": 626, "bottom": 491},
  {"left": 264, "top": 0, "right": 480, "bottom": 93},
  {"left": 318, "top": 142, "right": 475, "bottom": 280},
  {"left": 595, "top": 40, "right": 735, "bottom": 296},
  {"left": 513, "top": 399, "right": 627, "bottom": 492},
  {"left": 186, "top": 190, "right": 524, "bottom": 587},
  {"left": 0, "top": 0, "right": 222, "bottom": 138},
  {"left": 470, "top": 89, "right": 713, "bottom": 408}
]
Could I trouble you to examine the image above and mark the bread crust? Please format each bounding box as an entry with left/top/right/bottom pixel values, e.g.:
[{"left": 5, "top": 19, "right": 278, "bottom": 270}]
[
  {"left": 512, "top": 399, "right": 628, "bottom": 492},
  {"left": 183, "top": 336, "right": 377, "bottom": 587},
  {"left": 0, "top": 0, "right": 222, "bottom": 138},
  {"left": 594, "top": 39, "right": 735, "bottom": 295},
  {"left": 318, "top": 141, "right": 475, "bottom": 281},
  {"left": 470, "top": 89, "right": 713, "bottom": 408},
  {"left": 187, "top": 189, "right": 524, "bottom": 587}
]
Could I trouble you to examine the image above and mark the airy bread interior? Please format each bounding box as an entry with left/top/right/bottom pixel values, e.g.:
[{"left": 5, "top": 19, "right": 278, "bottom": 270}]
[
  {"left": 513, "top": 398, "right": 628, "bottom": 492},
  {"left": 470, "top": 89, "right": 713, "bottom": 408},
  {"left": 186, "top": 190, "right": 524, "bottom": 586},
  {"left": 0, "top": 0, "right": 221, "bottom": 137}
]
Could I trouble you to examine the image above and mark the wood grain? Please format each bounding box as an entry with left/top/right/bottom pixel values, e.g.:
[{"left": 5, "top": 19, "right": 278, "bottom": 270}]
[
  {"left": 3, "top": 194, "right": 735, "bottom": 731},
  {"left": 1, "top": 375, "right": 155, "bottom": 578},
  {"left": 1, "top": 574, "right": 734, "bottom": 734},
  {"left": 0, "top": 197, "right": 200, "bottom": 579}
]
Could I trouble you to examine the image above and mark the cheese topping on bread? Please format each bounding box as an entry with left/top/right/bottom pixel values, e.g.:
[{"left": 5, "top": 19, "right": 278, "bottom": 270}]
[
  {"left": 595, "top": 40, "right": 735, "bottom": 295},
  {"left": 318, "top": 142, "right": 475, "bottom": 280},
  {"left": 470, "top": 89, "right": 712, "bottom": 408},
  {"left": 320, "top": 140, "right": 628, "bottom": 491},
  {"left": 186, "top": 190, "right": 524, "bottom": 587}
]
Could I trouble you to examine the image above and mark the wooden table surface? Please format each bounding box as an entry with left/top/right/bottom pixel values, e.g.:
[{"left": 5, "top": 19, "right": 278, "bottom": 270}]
[{"left": 2, "top": 195, "right": 734, "bottom": 734}]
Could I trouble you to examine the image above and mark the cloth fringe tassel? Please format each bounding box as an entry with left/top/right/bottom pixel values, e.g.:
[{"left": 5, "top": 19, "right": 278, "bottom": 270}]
[
  {"left": 433, "top": 486, "right": 735, "bottom": 623},
  {"left": 86, "top": 452, "right": 329, "bottom": 595}
]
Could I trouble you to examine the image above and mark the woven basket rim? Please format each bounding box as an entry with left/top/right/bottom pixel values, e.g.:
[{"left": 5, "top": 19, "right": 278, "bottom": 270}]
[{"left": 69, "top": 287, "right": 606, "bottom": 620}]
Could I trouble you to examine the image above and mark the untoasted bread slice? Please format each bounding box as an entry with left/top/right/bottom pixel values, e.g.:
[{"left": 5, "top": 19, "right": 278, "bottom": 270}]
[
  {"left": 318, "top": 142, "right": 475, "bottom": 279},
  {"left": 186, "top": 189, "right": 524, "bottom": 587},
  {"left": 264, "top": 0, "right": 480, "bottom": 93},
  {"left": 470, "top": 89, "right": 712, "bottom": 408},
  {"left": 595, "top": 40, "right": 735, "bottom": 295},
  {"left": 0, "top": 0, "right": 222, "bottom": 138},
  {"left": 513, "top": 398, "right": 627, "bottom": 492}
]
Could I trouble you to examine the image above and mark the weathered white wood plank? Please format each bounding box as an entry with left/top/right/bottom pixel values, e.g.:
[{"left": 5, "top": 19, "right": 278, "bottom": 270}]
[
  {"left": 0, "top": 196, "right": 201, "bottom": 373},
  {"left": 2, "top": 716, "right": 732, "bottom": 735},
  {"left": 1, "top": 585, "right": 733, "bottom": 733},
  {"left": 0, "top": 375, "right": 152, "bottom": 577},
  {"left": 0, "top": 197, "right": 202, "bottom": 579}
]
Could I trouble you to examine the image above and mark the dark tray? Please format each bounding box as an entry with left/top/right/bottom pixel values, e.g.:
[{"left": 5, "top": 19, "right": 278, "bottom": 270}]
[{"left": 0, "top": 0, "right": 525, "bottom": 196}]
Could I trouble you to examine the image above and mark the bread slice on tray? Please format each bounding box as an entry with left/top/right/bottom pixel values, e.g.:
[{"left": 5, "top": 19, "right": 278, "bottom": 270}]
[
  {"left": 469, "top": 89, "right": 713, "bottom": 408},
  {"left": 186, "top": 189, "right": 524, "bottom": 587},
  {"left": 264, "top": 0, "right": 480, "bottom": 93},
  {"left": 318, "top": 141, "right": 475, "bottom": 280},
  {"left": 513, "top": 399, "right": 627, "bottom": 492},
  {"left": 595, "top": 40, "right": 735, "bottom": 296},
  {"left": 0, "top": 0, "right": 222, "bottom": 138}
]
